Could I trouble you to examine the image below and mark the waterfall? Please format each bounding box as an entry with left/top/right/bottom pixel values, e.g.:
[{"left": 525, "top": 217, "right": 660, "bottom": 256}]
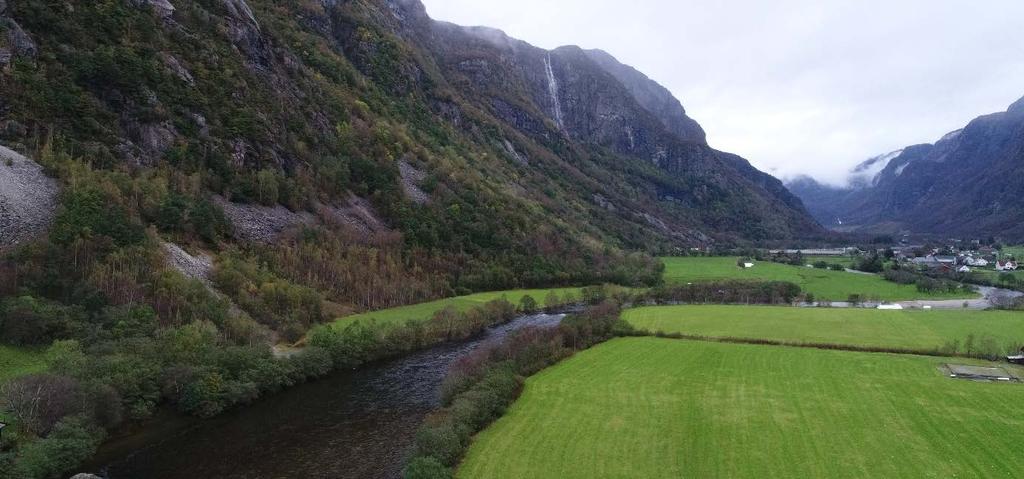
[{"left": 543, "top": 53, "right": 565, "bottom": 129}]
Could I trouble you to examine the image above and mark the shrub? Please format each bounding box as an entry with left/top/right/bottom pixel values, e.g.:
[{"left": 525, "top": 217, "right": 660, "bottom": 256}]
[
  {"left": 403, "top": 456, "right": 452, "bottom": 479},
  {"left": 8, "top": 415, "right": 105, "bottom": 479},
  {"left": 644, "top": 280, "right": 802, "bottom": 305},
  {"left": 518, "top": 294, "right": 537, "bottom": 313},
  {"left": 406, "top": 302, "right": 624, "bottom": 472}
]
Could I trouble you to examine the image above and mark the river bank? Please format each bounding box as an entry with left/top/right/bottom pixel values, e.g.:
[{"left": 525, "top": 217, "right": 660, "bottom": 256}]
[{"left": 81, "top": 313, "right": 565, "bottom": 479}]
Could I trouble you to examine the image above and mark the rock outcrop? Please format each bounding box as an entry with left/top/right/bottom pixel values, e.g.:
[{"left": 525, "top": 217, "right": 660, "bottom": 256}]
[
  {"left": 213, "top": 196, "right": 317, "bottom": 242},
  {"left": 0, "top": 145, "right": 58, "bottom": 248}
]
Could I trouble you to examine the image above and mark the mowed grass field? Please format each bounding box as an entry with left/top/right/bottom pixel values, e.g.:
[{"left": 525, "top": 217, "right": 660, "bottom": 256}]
[
  {"left": 0, "top": 345, "right": 46, "bottom": 383},
  {"left": 661, "top": 256, "right": 973, "bottom": 301},
  {"left": 330, "top": 288, "right": 582, "bottom": 329},
  {"left": 459, "top": 338, "right": 1024, "bottom": 479},
  {"left": 624, "top": 305, "right": 1024, "bottom": 351}
]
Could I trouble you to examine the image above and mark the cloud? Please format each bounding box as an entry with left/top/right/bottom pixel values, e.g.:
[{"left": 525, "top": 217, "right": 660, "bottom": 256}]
[{"left": 420, "top": 0, "right": 1024, "bottom": 184}]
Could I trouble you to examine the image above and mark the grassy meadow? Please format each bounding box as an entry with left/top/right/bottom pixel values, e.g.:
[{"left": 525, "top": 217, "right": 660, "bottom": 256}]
[
  {"left": 459, "top": 337, "right": 1024, "bottom": 479},
  {"left": 330, "top": 288, "right": 582, "bottom": 329},
  {"left": 661, "top": 256, "right": 973, "bottom": 301},
  {"left": 1001, "top": 245, "right": 1024, "bottom": 259},
  {"left": 0, "top": 345, "right": 46, "bottom": 383},
  {"left": 624, "top": 305, "right": 1024, "bottom": 352}
]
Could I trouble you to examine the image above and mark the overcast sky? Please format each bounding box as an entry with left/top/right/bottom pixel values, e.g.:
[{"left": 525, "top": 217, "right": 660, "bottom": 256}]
[{"left": 420, "top": 0, "right": 1024, "bottom": 185}]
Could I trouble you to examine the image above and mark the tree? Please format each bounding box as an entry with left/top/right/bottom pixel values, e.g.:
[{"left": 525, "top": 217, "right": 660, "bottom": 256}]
[
  {"left": 543, "top": 291, "right": 561, "bottom": 310},
  {"left": 518, "top": 294, "right": 537, "bottom": 313},
  {"left": 0, "top": 374, "right": 85, "bottom": 436}
]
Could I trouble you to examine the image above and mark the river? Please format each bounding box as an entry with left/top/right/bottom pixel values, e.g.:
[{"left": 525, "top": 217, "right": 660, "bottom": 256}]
[{"left": 84, "top": 313, "right": 566, "bottom": 479}]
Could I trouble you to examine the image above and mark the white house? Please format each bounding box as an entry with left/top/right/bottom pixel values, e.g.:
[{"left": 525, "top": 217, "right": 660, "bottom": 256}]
[
  {"left": 965, "top": 257, "right": 989, "bottom": 267},
  {"left": 958, "top": 265, "right": 971, "bottom": 273},
  {"left": 996, "top": 260, "right": 1019, "bottom": 271}
]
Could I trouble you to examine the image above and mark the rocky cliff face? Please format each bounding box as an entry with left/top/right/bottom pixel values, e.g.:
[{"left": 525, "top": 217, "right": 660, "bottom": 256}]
[
  {"left": 368, "top": 0, "right": 821, "bottom": 240},
  {"left": 788, "top": 95, "right": 1024, "bottom": 239}
]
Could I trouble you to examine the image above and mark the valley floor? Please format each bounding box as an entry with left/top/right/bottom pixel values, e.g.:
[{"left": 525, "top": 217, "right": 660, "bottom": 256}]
[
  {"left": 624, "top": 305, "right": 1024, "bottom": 352},
  {"left": 458, "top": 337, "right": 1024, "bottom": 479},
  {"left": 661, "top": 257, "right": 977, "bottom": 301}
]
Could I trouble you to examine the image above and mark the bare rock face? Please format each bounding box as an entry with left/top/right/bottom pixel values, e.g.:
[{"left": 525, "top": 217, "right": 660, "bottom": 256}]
[
  {"left": 0, "top": 145, "right": 59, "bottom": 248},
  {"left": 160, "top": 52, "right": 194, "bottom": 86},
  {"left": 316, "top": 195, "right": 389, "bottom": 237},
  {"left": 0, "top": 16, "right": 37, "bottom": 67},
  {"left": 398, "top": 158, "right": 430, "bottom": 205},
  {"left": 162, "top": 242, "right": 214, "bottom": 285},
  {"left": 213, "top": 196, "right": 316, "bottom": 242}
]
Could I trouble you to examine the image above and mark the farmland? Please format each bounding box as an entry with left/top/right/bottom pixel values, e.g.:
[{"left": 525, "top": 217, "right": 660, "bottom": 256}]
[
  {"left": 458, "top": 337, "right": 1024, "bottom": 479},
  {"left": 329, "top": 288, "right": 583, "bottom": 329},
  {"left": 661, "top": 256, "right": 973, "bottom": 301},
  {"left": 0, "top": 345, "right": 46, "bottom": 383},
  {"left": 624, "top": 305, "right": 1024, "bottom": 352}
]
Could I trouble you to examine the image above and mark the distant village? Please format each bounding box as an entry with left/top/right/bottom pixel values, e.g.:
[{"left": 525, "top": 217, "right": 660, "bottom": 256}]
[{"left": 771, "top": 241, "right": 1019, "bottom": 275}]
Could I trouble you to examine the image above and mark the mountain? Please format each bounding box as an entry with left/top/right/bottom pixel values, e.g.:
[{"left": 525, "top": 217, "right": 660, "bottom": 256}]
[
  {"left": 1, "top": 0, "right": 820, "bottom": 256},
  {"left": 787, "top": 96, "right": 1024, "bottom": 239}
]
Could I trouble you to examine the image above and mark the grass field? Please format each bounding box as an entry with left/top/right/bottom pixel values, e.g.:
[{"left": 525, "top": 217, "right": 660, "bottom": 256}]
[
  {"left": 0, "top": 345, "right": 46, "bottom": 383},
  {"left": 330, "top": 288, "right": 582, "bottom": 329},
  {"left": 624, "top": 305, "right": 1024, "bottom": 351},
  {"left": 1001, "top": 245, "right": 1024, "bottom": 259},
  {"left": 661, "top": 256, "right": 973, "bottom": 301},
  {"left": 459, "top": 338, "right": 1024, "bottom": 478}
]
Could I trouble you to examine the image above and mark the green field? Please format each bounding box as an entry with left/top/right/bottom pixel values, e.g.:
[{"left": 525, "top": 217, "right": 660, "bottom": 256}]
[
  {"left": 330, "top": 288, "right": 582, "bottom": 329},
  {"left": 661, "top": 256, "right": 973, "bottom": 301},
  {"left": 624, "top": 305, "right": 1024, "bottom": 351},
  {"left": 459, "top": 338, "right": 1024, "bottom": 478},
  {"left": 970, "top": 268, "right": 1024, "bottom": 283},
  {"left": 0, "top": 345, "right": 46, "bottom": 383},
  {"left": 1001, "top": 245, "right": 1024, "bottom": 259}
]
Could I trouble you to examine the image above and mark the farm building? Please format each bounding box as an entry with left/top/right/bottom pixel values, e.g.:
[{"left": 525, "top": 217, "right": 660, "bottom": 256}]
[{"left": 996, "top": 260, "right": 1018, "bottom": 271}]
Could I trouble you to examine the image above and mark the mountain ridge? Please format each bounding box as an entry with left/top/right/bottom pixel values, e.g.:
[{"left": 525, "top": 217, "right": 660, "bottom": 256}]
[{"left": 787, "top": 95, "right": 1024, "bottom": 239}]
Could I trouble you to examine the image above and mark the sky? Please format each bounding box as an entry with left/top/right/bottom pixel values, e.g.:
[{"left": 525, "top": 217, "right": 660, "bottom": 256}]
[{"left": 419, "top": 0, "right": 1024, "bottom": 185}]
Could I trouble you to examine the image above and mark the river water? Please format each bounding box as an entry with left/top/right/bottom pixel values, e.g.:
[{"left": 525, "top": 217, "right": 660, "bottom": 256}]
[{"left": 85, "top": 313, "right": 566, "bottom": 479}]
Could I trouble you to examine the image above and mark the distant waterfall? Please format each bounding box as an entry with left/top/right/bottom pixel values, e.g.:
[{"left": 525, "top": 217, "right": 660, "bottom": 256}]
[{"left": 543, "top": 53, "right": 565, "bottom": 129}]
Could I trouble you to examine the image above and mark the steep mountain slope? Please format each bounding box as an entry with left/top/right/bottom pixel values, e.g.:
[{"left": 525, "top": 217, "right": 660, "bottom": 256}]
[
  {"left": 787, "top": 96, "right": 1024, "bottom": 238},
  {"left": 1, "top": 0, "right": 819, "bottom": 253}
]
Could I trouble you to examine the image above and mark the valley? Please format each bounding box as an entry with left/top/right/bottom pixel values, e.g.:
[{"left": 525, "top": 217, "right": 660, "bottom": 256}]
[{"left": 1, "top": 0, "right": 1022, "bottom": 478}]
